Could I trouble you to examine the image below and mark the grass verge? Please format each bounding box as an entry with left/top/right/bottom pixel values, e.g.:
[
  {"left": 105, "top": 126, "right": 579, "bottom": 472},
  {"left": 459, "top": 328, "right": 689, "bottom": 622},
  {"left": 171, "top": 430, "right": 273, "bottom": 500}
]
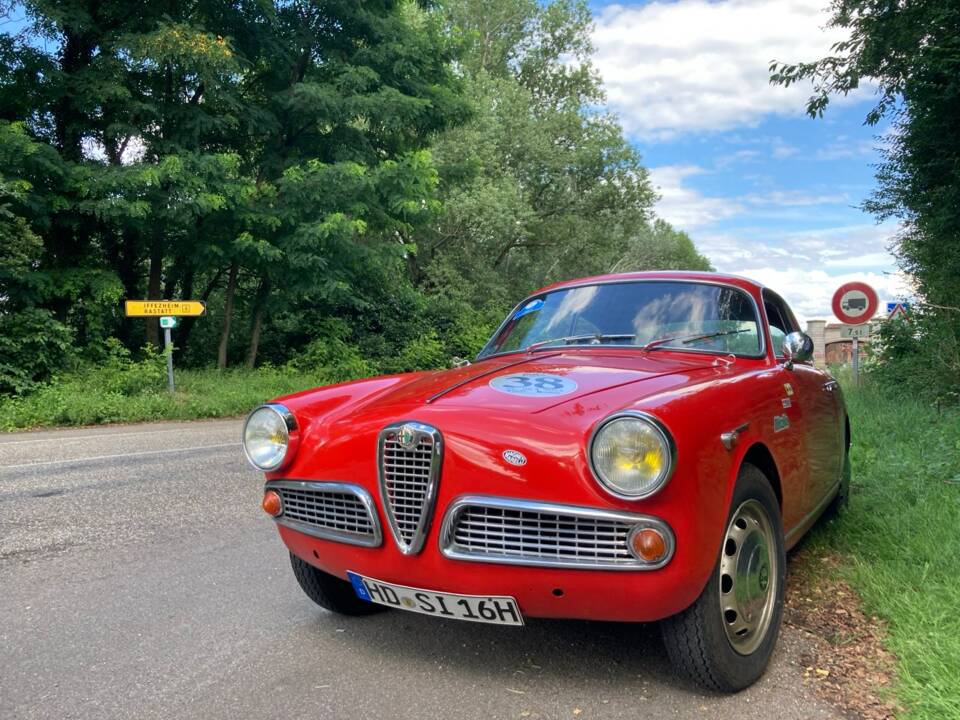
[
  {"left": 0, "top": 366, "right": 327, "bottom": 431},
  {"left": 800, "top": 381, "right": 960, "bottom": 719}
]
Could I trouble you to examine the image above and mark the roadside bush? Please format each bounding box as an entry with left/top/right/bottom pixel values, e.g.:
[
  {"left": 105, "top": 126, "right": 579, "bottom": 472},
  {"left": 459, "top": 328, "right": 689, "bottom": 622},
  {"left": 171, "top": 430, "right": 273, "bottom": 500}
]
[
  {"left": 380, "top": 331, "right": 448, "bottom": 374},
  {"left": 0, "top": 308, "right": 74, "bottom": 395},
  {"left": 285, "top": 319, "right": 374, "bottom": 383},
  {"left": 420, "top": 294, "right": 503, "bottom": 360},
  {"left": 93, "top": 339, "right": 169, "bottom": 396},
  {"left": 0, "top": 365, "right": 329, "bottom": 431},
  {"left": 867, "top": 310, "right": 960, "bottom": 405}
]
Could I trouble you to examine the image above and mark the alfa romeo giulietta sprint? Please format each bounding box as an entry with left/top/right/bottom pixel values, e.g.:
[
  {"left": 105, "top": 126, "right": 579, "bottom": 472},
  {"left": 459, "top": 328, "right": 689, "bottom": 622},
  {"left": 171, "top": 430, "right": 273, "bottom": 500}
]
[{"left": 243, "top": 271, "right": 849, "bottom": 691}]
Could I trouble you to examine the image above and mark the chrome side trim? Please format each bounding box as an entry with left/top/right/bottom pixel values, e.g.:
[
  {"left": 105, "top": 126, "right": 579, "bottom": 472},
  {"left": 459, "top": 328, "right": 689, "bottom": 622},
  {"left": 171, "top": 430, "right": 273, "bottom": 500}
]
[
  {"left": 720, "top": 422, "right": 750, "bottom": 451},
  {"left": 587, "top": 410, "right": 678, "bottom": 500},
  {"left": 439, "top": 495, "right": 675, "bottom": 571},
  {"left": 784, "top": 477, "right": 842, "bottom": 548},
  {"left": 377, "top": 421, "right": 444, "bottom": 555},
  {"left": 266, "top": 479, "right": 382, "bottom": 548}
]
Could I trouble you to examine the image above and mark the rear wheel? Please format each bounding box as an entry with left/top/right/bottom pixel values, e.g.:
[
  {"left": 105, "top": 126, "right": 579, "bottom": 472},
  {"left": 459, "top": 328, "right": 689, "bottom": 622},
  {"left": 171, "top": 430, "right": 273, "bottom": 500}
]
[
  {"left": 289, "top": 553, "right": 384, "bottom": 616},
  {"left": 661, "top": 463, "right": 785, "bottom": 692}
]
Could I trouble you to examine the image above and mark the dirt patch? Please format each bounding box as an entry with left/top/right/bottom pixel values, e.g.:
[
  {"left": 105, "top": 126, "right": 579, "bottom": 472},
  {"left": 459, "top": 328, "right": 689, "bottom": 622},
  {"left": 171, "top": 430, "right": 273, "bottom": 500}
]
[{"left": 784, "top": 548, "right": 901, "bottom": 720}]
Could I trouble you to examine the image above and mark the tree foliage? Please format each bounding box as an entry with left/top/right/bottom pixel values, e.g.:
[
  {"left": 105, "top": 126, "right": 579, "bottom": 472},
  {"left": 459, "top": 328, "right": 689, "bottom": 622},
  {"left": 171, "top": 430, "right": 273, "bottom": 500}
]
[
  {"left": 1, "top": 0, "right": 712, "bottom": 396},
  {"left": 770, "top": 0, "right": 960, "bottom": 397},
  {"left": 414, "top": 0, "right": 708, "bottom": 309}
]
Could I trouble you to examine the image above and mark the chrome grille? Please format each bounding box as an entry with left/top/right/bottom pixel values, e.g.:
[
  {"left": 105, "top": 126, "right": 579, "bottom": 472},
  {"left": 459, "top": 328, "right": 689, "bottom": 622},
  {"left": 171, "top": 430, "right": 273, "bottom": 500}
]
[
  {"left": 269, "top": 481, "right": 381, "bottom": 548},
  {"left": 378, "top": 422, "right": 443, "bottom": 554},
  {"left": 440, "top": 496, "right": 674, "bottom": 570}
]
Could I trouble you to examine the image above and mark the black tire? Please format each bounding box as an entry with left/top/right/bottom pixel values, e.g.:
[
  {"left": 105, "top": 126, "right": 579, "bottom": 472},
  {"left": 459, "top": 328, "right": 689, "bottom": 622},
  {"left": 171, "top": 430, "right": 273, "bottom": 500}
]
[
  {"left": 661, "top": 463, "right": 786, "bottom": 692},
  {"left": 289, "top": 553, "right": 385, "bottom": 616}
]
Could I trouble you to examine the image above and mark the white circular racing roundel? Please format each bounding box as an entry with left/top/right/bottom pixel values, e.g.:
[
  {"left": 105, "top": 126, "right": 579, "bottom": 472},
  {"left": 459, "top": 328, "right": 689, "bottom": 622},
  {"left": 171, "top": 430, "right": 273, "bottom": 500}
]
[{"left": 489, "top": 373, "right": 578, "bottom": 397}]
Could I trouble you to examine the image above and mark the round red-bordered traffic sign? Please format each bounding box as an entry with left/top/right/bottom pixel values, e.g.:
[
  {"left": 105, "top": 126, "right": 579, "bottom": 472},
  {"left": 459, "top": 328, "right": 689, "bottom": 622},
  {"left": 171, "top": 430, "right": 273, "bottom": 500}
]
[{"left": 832, "top": 282, "right": 879, "bottom": 325}]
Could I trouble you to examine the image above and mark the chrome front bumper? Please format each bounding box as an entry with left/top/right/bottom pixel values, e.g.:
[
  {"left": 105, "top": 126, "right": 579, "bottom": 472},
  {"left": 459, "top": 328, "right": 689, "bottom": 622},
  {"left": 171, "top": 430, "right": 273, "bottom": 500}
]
[{"left": 266, "top": 482, "right": 674, "bottom": 570}]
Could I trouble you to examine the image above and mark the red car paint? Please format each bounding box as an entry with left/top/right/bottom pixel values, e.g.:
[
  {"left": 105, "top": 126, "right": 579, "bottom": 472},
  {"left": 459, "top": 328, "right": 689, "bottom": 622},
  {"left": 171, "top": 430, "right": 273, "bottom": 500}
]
[{"left": 264, "top": 271, "right": 847, "bottom": 622}]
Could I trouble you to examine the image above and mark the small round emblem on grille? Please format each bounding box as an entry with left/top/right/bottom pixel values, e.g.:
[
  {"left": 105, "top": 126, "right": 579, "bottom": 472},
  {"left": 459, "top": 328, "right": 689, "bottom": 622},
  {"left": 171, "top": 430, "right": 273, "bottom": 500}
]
[
  {"left": 502, "top": 449, "right": 527, "bottom": 466},
  {"left": 396, "top": 424, "right": 419, "bottom": 449}
]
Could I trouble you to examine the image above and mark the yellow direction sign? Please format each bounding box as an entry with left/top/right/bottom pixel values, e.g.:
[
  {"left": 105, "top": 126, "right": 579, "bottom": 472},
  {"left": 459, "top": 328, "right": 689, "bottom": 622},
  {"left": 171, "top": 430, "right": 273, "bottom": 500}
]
[{"left": 124, "top": 300, "right": 206, "bottom": 317}]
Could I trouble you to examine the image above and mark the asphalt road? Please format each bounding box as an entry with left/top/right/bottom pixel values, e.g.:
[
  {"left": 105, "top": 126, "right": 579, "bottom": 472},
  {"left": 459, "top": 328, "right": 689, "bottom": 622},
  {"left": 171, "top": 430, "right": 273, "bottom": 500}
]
[{"left": 0, "top": 419, "right": 839, "bottom": 720}]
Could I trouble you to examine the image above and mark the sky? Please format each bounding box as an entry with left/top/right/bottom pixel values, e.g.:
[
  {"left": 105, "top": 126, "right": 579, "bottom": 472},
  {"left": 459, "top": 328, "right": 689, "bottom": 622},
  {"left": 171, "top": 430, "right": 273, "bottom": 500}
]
[{"left": 587, "top": 0, "right": 910, "bottom": 323}]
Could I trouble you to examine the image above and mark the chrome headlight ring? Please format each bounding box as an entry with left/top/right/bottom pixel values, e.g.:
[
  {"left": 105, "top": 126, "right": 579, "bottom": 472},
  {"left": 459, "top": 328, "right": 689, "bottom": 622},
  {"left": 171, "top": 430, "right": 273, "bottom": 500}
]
[
  {"left": 588, "top": 410, "right": 677, "bottom": 500},
  {"left": 242, "top": 403, "right": 300, "bottom": 472}
]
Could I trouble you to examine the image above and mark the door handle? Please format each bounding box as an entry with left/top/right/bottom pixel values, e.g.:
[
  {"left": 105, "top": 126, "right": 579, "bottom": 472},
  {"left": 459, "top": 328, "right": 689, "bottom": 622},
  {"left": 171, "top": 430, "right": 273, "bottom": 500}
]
[{"left": 822, "top": 381, "right": 838, "bottom": 392}]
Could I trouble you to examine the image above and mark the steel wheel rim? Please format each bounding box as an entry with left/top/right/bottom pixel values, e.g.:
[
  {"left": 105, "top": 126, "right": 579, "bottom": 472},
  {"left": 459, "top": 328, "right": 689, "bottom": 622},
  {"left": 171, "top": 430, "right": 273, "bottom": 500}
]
[{"left": 718, "top": 498, "right": 778, "bottom": 655}]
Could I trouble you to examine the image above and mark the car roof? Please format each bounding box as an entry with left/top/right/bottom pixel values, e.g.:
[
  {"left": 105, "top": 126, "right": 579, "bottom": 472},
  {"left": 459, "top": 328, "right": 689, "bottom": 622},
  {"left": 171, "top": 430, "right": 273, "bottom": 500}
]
[{"left": 533, "top": 271, "right": 766, "bottom": 296}]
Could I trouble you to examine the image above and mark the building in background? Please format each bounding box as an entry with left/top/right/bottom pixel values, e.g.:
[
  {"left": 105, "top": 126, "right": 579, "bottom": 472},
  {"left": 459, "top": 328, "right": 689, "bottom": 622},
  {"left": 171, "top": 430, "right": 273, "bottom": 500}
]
[{"left": 805, "top": 319, "right": 878, "bottom": 367}]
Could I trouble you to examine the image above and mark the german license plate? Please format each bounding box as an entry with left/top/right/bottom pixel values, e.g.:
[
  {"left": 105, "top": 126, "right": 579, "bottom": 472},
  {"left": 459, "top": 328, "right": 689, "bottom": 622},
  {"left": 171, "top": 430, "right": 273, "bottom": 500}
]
[{"left": 347, "top": 571, "right": 523, "bottom": 626}]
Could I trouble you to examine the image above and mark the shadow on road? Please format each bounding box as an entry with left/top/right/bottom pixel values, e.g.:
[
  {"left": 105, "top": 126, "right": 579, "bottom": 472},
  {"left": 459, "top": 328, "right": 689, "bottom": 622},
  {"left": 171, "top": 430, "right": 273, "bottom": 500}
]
[{"left": 302, "top": 607, "right": 693, "bottom": 691}]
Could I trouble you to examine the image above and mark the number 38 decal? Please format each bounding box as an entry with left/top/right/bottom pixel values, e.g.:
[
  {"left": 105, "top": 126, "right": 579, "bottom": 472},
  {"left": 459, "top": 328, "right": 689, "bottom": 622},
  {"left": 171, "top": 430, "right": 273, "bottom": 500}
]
[{"left": 489, "top": 373, "right": 578, "bottom": 397}]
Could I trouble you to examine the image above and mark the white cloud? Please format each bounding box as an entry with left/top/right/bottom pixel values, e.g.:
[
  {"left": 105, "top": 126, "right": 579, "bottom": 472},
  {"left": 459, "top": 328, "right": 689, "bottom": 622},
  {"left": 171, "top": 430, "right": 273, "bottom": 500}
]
[
  {"left": 771, "top": 142, "right": 800, "bottom": 159},
  {"left": 814, "top": 136, "right": 877, "bottom": 161},
  {"left": 697, "top": 222, "right": 907, "bottom": 321},
  {"left": 592, "top": 0, "right": 871, "bottom": 137},
  {"left": 651, "top": 162, "right": 897, "bottom": 258},
  {"left": 714, "top": 137, "right": 799, "bottom": 167},
  {"left": 822, "top": 252, "right": 892, "bottom": 268},
  {"left": 650, "top": 165, "right": 853, "bottom": 229},
  {"left": 648, "top": 164, "right": 742, "bottom": 228},
  {"left": 736, "top": 267, "right": 913, "bottom": 324},
  {"left": 741, "top": 190, "right": 849, "bottom": 207}
]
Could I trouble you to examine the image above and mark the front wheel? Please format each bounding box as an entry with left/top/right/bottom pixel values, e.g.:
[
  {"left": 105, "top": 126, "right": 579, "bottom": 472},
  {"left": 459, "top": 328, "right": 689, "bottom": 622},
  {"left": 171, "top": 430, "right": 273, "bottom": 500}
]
[
  {"left": 661, "top": 464, "right": 786, "bottom": 692},
  {"left": 289, "top": 553, "right": 384, "bottom": 616}
]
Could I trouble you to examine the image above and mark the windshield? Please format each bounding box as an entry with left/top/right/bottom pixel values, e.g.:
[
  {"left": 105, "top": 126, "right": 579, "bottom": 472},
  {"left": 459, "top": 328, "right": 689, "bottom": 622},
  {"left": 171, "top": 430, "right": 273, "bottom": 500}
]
[{"left": 479, "top": 281, "right": 763, "bottom": 359}]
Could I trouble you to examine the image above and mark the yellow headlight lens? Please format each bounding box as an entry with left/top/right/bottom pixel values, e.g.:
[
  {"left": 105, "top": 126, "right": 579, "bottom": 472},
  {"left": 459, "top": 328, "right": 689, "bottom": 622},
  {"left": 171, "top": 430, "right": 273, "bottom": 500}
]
[
  {"left": 591, "top": 415, "right": 674, "bottom": 498},
  {"left": 243, "top": 406, "right": 290, "bottom": 470}
]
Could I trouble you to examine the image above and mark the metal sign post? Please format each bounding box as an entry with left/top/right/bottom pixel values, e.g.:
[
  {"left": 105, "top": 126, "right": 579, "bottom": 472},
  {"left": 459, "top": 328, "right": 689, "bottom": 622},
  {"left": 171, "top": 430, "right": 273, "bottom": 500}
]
[
  {"left": 851, "top": 336, "right": 859, "bottom": 386},
  {"left": 163, "top": 326, "right": 175, "bottom": 392},
  {"left": 159, "top": 316, "right": 179, "bottom": 393}
]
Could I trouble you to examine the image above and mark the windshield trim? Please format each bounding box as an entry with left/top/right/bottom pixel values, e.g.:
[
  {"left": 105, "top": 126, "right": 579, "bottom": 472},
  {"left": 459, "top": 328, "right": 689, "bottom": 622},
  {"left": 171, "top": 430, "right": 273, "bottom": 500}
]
[{"left": 476, "top": 278, "right": 767, "bottom": 361}]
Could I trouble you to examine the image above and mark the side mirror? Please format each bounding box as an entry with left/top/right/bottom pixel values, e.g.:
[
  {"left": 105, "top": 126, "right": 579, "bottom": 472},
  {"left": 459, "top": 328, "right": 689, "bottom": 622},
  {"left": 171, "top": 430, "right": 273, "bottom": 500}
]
[{"left": 781, "top": 331, "right": 814, "bottom": 368}]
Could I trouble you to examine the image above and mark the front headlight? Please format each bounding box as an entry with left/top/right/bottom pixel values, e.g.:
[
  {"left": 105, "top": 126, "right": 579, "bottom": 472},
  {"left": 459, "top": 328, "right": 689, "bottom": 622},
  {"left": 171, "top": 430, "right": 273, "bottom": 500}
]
[
  {"left": 589, "top": 411, "right": 675, "bottom": 499},
  {"left": 243, "top": 404, "right": 297, "bottom": 471}
]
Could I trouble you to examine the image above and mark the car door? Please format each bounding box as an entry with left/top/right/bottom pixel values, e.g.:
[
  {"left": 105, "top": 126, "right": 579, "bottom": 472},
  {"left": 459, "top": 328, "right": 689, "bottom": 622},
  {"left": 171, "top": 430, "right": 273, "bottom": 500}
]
[{"left": 763, "top": 291, "right": 843, "bottom": 507}]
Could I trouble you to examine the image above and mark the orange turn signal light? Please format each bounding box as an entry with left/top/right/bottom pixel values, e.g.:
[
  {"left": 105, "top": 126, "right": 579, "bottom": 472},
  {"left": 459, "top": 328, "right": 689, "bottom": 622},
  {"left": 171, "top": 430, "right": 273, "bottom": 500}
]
[
  {"left": 262, "top": 489, "right": 282, "bottom": 517},
  {"left": 631, "top": 527, "right": 667, "bottom": 563}
]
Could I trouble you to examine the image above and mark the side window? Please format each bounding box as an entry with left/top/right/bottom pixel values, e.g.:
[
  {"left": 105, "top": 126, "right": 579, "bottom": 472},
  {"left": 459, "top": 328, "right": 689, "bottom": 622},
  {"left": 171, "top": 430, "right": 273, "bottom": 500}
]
[{"left": 762, "top": 290, "right": 799, "bottom": 357}]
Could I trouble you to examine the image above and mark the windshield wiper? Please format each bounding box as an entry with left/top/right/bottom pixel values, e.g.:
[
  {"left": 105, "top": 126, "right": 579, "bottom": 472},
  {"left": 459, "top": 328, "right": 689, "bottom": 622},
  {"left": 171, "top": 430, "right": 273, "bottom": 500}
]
[
  {"left": 524, "top": 333, "right": 636, "bottom": 353},
  {"left": 641, "top": 328, "right": 750, "bottom": 352}
]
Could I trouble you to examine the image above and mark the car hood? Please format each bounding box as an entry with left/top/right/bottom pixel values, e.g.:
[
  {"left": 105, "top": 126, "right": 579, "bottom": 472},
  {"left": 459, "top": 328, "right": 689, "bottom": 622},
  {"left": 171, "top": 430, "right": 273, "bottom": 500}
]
[
  {"left": 355, "top": 350, "right": 718, "bottom": 416},
  {"left": 277, "top": 349, "right": 730, "bottom": 483}
]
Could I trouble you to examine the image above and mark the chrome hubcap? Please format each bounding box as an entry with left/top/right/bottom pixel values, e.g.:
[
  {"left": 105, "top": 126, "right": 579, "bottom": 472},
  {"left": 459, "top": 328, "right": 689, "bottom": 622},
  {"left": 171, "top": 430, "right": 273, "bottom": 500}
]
[{"left": 719, "top": 499, "right": 778, "bottom": 655}]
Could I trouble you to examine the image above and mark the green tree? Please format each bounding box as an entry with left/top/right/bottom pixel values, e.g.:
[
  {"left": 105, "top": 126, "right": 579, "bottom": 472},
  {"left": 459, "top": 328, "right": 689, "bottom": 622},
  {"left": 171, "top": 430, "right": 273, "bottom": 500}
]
[
  {"left": 0, "top": 122, "right": 75, "bottom": 394},
  {"left": 770, "top": 0, "right": 960, "bottom": 396},
  {"left": 212, "top": 0, "right": 468, "bottom": 367},
  {"left": 0, "top": 0, "right": 468, "bottom": 381},
  {"left": 413, "top": 0, "right": 670, "bottom": 312},
  {"left": 611, "top": 219, "right": 713, "bottom": 273}
]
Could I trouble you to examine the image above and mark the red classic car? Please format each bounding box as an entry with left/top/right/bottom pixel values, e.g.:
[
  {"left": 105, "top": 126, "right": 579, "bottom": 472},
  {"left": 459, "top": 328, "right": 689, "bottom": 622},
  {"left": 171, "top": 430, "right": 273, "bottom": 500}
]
[{"left": 243, "top": 271, "right": 849, "bottom": 691}]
